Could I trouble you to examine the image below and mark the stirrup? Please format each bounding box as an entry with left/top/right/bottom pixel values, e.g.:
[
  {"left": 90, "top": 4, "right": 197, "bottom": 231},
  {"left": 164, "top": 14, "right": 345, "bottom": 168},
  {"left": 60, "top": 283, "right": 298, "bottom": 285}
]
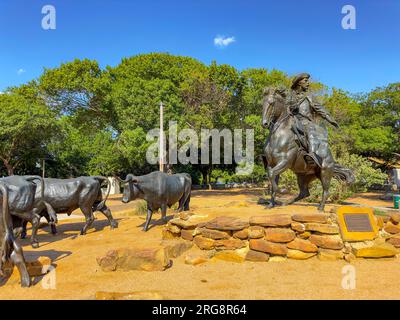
[{"left": 304, "top": 153, "right": 322, "bottom": 168}]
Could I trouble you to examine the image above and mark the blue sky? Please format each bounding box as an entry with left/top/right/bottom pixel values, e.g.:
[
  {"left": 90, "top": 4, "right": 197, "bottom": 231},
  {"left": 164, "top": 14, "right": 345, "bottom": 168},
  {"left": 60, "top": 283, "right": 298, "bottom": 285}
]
[{"left": 0, "top": 0, "right": 399, "bottom": 93}]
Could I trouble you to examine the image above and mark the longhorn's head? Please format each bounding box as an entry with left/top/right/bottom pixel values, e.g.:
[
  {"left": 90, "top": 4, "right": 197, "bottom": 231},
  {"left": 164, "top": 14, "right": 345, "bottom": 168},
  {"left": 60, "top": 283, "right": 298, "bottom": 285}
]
[
  {"left": 121, "top": 174, "right": 141, "bottom": 203},
  {"left": 262, "top": 87, "right": 287, "bottom": 128}
]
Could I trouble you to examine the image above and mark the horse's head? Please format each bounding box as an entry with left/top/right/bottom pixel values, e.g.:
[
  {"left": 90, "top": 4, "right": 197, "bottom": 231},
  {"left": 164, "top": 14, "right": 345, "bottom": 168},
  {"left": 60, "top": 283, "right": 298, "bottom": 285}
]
[{"left": 262, "top": 87, "right": 287, "bottom": 128}]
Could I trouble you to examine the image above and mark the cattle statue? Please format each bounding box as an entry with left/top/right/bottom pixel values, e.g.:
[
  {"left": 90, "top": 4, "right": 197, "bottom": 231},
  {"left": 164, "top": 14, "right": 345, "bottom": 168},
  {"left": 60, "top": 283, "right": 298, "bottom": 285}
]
[
  {"left": 121, "top": 171, "right": 192, "bottom": 231},
  {"left": 0, "top": 176, "right": 57, "bottom": 249},
  {"left": 0, "top": 181, "right": 30, "bottom": 287},
  {"left": 21, "top": 176, "right": 118, "bottom": 245},
  {"left": 0, "top": 175, "right": 55, "bottom": 287}
]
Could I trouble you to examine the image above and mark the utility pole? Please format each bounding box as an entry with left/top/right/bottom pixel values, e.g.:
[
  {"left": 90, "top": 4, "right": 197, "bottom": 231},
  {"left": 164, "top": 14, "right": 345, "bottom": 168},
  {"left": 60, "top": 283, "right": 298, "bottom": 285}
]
[{"left": 159, "top": 101, "right": 165, "bottom": 172}]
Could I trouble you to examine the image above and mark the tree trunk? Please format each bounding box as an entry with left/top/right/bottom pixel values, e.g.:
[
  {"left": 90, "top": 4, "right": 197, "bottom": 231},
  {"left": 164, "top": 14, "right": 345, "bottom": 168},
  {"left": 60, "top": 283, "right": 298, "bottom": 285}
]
[{"left": 2, "top": 159, "right": 14, "bottom": 176}]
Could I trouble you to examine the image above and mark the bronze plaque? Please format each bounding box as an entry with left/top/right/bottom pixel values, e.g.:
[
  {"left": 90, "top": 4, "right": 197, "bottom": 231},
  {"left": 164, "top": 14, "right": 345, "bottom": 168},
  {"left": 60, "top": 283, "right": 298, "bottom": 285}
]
[
  {"left": 337, "top": 206, "right": 378, "bottom": 241},
  {"left": 344, "top": 213, "right": 373, "bottom": 232}
]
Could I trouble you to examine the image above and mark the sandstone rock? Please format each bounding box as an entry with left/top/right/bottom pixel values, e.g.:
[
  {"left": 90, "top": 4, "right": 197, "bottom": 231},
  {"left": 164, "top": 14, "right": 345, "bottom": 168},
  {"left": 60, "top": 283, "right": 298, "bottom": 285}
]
[
  {"left": 343, "top": 242, "right": 352, "bottom": 254},
  {"left": 181, "top": 229, "right": 195, "bottom": 241},
  {"left": 162, "top": 229, "right": 180, "bottom": 240},
  {"left": 309, "top": 234, "right": 344, "bottom": 250},
  {"left": 14, "top": 256, "right": 54, "bottom": 277},
  {"left": 166, "top": 223, "right": 181, "bottom": 234},
  {"left": 379, "top": 229, "right": 392, "bottom": 238},
  {"left": 298, "top": 231, "right": 311, "bottom": 239},
  {"left": 249, "top": 214, "right": 292, "bottom": 227},
  {"left": 96, "top": 247, "right": 171, "bottom": 272},
  {"left": 245, "top": 250, "right": 270, "bottom": 262},
  {"left": 174, "top": 211, "right": 194, "bottom": 221},
  {"left": 95, "top": 291, "right": 164, "bottom": 300},
  {"left": 318, "top": 248, "right": 344, "bottom": 261},
  {"left": 185, "top": 253, "right": 209, "bottom": 265},
  {"left": 205, "top": 216, "right": 249, "bottom": 231},
  {"left": 287, "top": 238, "right": 318, "bottom": 253},
  {"left": 198, "top": 227, "right": 231, "bottom": 240},
  {"left": 215, "top": 238, "right": 246, "bottom": 250},
  {"left": 233, "top": 228, "right": 249, "bottom": 240},
  {"left": 287, "top": 249, "right": 316, "bottom": 260},
  {"left": 249, "top": 239, "right": 288, "bottom": 256},
  {"left": 344, "top": 253, "right": 356, "bottom": 263},
  {"left": 352, "top": 242, "right": 398, "bottom": 258},
  {"left": 162, "top": 240, "right": 193, "bottom": 258},
  {"left": 291, "top": 222, "right": 305, "bottom": 232},
  {"left": 376, "top": 216, "right": 385, "bottom": 229},
  {"left": 390, "top": 213, "right": 400, "bottom": 224},
  {"left": 387, "top": 235, "right": 400, "bottom": 248},
  {"left": 213, "top": 250, "right": 246, "bottom": 263},
  {"left": 384, "top": 222, "right": 400, "bottom": 234},
  {"left": 248, "top": 226, "right": 265, "bottom": 239},
  {"left": 193, "top": 236, "right": 215, "bottom": 250},
  {"left": 305, "top": 223, "right": 339, "bottom": 234},
  {"left": 170, "top": 218, "right": 203, "bottom": 229},
  {"left": 269, "top": 256, "right": 287, "bottom": 262},
  {"left": 292, "top": 213, "right": 328, "bottom": 224},
  {"left": 264, "top": 228, "right": 295, "bottom": 243}
]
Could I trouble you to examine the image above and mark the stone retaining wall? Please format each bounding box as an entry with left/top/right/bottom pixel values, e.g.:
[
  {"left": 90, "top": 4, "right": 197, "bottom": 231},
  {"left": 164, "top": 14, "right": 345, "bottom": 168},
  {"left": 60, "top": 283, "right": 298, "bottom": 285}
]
[{"left": 163, "top": 211, "right": 400, "bottom": 263}]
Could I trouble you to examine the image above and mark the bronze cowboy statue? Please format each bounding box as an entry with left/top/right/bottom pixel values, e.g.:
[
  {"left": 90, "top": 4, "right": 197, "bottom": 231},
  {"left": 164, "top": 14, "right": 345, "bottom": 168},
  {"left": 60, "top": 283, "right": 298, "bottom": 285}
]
[
  {"left": 261, "top": 73, "right": 354, "bottom": 211},
  {"left": 287, "top": 73, "right": 339, "bottom": 167}
]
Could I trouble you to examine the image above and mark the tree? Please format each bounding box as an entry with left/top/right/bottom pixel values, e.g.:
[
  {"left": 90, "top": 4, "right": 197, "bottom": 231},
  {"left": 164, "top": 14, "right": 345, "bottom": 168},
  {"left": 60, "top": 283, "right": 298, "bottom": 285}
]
[
  {"left": 38, "top": 58, "right": 113, "bottom": 130},
  {"left": 0, "top": 93, "right": 57, "bottom": 175}
]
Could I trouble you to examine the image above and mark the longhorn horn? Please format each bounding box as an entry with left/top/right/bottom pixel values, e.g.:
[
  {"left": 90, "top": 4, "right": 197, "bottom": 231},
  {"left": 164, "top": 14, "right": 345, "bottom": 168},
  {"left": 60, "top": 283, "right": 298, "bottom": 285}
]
[{"left": 122, "top": 174, "right": 136, "bottom": 184}]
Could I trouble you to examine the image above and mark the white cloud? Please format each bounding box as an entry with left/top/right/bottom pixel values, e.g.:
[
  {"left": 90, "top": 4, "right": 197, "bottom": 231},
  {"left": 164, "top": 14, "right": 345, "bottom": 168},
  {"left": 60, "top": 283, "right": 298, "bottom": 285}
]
[
  {"left": 17, "top": 68, "right": 26, "bottom": 75},
  {"left": 214, "top": 35, "right": 235, "bottom": 48}
]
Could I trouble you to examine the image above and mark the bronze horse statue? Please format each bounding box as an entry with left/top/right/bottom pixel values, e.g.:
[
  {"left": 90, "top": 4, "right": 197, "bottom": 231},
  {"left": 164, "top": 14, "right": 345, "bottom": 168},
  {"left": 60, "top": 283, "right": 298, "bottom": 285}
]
[{"left": 261, "top": 87, "right": 354, "bottom": 211}]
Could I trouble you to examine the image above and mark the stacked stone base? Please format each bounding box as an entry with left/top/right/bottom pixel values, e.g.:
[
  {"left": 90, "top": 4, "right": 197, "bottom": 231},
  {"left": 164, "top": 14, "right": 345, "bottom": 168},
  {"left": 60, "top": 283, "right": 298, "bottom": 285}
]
[{"left": 164, "top": 211, "right": 400, "bottom": 263}]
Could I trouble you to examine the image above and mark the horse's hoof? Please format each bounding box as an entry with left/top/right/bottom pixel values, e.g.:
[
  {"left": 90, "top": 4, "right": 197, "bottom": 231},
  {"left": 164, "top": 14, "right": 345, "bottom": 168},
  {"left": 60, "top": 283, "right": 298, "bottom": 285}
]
[
  {"left": 20, "top": 277, "right": 31, "bottom": 288},
  {"left": 110, "top": 221, "right": 119, "bottom": 229},
  {"left": 257, "top": 198, "right": 269, "bottom": 205},
  {"left": 264, "top": 203, "right": 275, "bottom": 209},
  {"left": 31, "top": 242, "right": 39, "bottom": 249}
]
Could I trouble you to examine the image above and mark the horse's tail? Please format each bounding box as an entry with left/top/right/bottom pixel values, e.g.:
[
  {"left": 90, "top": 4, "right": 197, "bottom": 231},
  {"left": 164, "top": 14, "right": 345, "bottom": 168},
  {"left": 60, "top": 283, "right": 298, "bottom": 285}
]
[
  {"left": 333, "top": 163, "right": 355, "bottom": 185},
  {"left": 261, "top": 155, "right": 268, "bottom": 170}
]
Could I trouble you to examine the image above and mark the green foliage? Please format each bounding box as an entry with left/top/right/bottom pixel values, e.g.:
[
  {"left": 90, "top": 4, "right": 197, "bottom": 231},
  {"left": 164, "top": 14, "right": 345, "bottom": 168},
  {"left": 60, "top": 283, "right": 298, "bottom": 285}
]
[
  {"left": 38, "top": 59, "right": 113, "bottom": 129},
  {"left": 307, "top": 151, "right": 387, "bottom": 203},
  {"left": 0, "top": 52, "right": 395, "bottom": 203},
  {"left": 0, "top": 93, "right": 57, "bottom": 175}
]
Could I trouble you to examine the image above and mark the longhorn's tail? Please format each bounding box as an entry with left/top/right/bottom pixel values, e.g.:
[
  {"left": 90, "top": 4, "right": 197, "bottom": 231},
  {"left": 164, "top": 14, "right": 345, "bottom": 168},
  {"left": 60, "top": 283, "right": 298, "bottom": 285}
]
[
  {"left": 0, "top": 181, "right": 11, "bottom": 276},
  {"left": 92, "top": 176, "right": 110, "bottom": 211},
  {"left": 333, "top": 163, "right": 355, "bottom": 185}
]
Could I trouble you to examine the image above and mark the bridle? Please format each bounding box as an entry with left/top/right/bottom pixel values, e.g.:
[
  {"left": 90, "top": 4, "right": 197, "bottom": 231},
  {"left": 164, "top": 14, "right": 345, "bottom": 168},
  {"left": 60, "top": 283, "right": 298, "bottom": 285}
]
[{"left": 265, "top": 90, "right": 291, "bottom": 134}]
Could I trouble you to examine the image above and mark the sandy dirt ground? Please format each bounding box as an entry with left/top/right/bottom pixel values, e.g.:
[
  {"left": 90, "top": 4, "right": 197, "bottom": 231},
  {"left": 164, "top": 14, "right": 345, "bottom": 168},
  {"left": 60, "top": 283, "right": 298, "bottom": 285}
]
[{"left": 0, "top": 189, "right": 399, "bottom": 300}]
